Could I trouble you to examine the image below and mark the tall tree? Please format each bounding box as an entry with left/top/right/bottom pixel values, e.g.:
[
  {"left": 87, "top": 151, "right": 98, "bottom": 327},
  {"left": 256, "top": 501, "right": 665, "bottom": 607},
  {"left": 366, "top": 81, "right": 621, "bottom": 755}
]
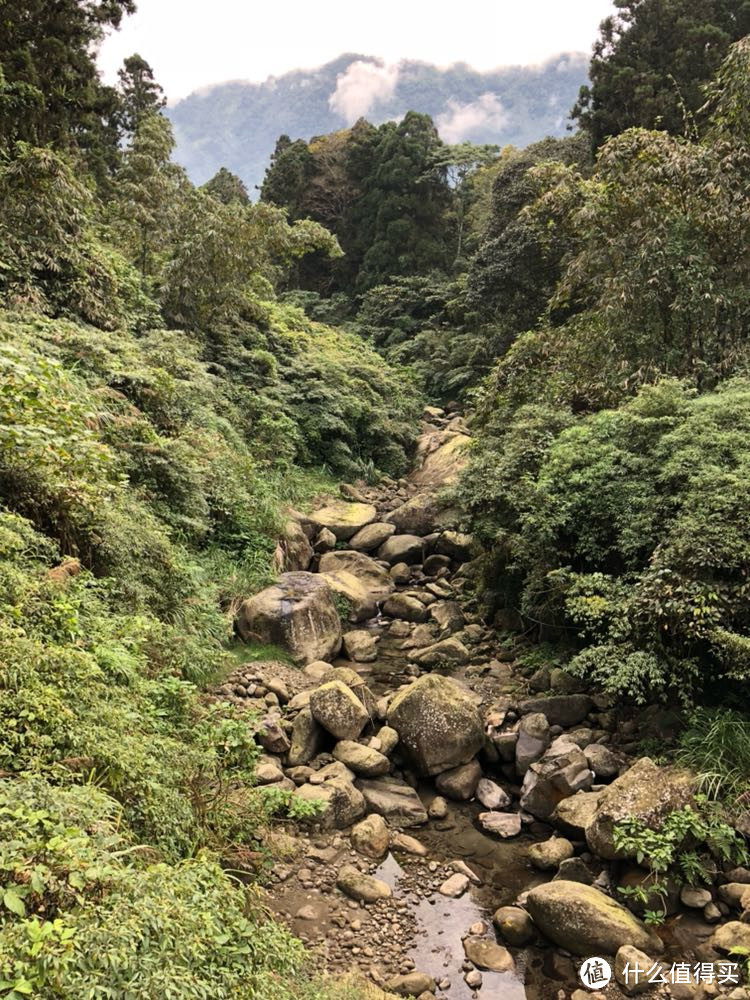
[
  {"left": 117, "top": 53, "right": 166, "bottom": 138},
  {"left": 0, "top": 0, "right": 135, "bottom": 174},
  {"left": 203, "top": 167, "right": 250, "bottom": 205},
  {"left": 573, "top": 0, "right": 750, "bottom": 148}
]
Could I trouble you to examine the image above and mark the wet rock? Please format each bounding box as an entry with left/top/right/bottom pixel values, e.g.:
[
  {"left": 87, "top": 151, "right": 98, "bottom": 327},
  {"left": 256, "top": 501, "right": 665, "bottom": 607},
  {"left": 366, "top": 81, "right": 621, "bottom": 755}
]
[
  {"left": 386, "top": 972, "right": 436, "bottom": 997},
  {"left": 585, "top": 758, "right": 695, "bottom": 860},
  {"left": 387, "top": 674, "right": 484, "bottom": 776},
  {"left": 615, "top": 945, "right": 653, "bottom": 995},
  {"left": 412, "top": 637, "right": 470, "bottom": 667},
  {"left": 554, "top": 857, "right": 595, "bottom": 885},
  {"left": 428, "top": 796, "right": 449, "bottom": 819},
  {"left": 476, "top": 778, "right": 511, "bottom": 811},
  {"left": 478, "top": 812, "right": 522, "bottom": 838},
  {"left": 358, "top": 778, "right": 429, "bottom": 827},
  {"left": 310, "top": 680, "right": 370, "bottom": 741},
  {"left": 342, "top": 629, "right": 379, "bottom": 662},
  {"left": 350, "top": 813, "right": 390, "bottom": 858},
  {"left": 383, "top": 593, "right": 429, "bottom": 623},
  {"left": 526, "top": 881, "right": 663, "bottom": 956},
  {"left": 391, "top": 832, "right": 427, "bottom": 856},
  {"left": 516, "top": 712, "right": 551, "bottom": 775},
  {"left": 333, "top": 740, "right": 391, "bottom": 777},
  {"left": 439, "top": 873, "right": 470, "bottom": 897},
  {"left": 296, "top": 762, "right": 366, "bottom": 829},
  {"left": 551, "top": 791, "right": 602, "bottom": 838},
  {"left": 435, "top": 759, "right": 482, "bottom": 801},
  {"left": 519, "top": 695, "right": 593, "bottom": 728},
  {"left": 319, "top": 550, "right": 395, "bottom": 604},
  {"left": 520, "top": 744, "right": 593, "bottom": 820},
  {"left": 527, "top": 837, "right": 574, "bottom": 871},
  {"left": 308, "top": 501, "right": 378, "bottom": 540},
  {"left": 349, "top": 521, "right": 397, "bottom": 551},
  {"left": 493, "top": 906, "right": 535, "bottom": 946},
  {"left": 237, "top": 572, "right": 342, "bottom": 665},
  {"left": 378, "top": 535, "right": 426, "bottom": 566},
  {"left": 463, "top": 937, "right": 515, "bottom": 973},
  {"left": 337, "top": 864, "right": 392, "bottom": 903},
  {"left": 429, "top": 600, "right": 466, "bottom": 635},
  {"left": 584, "top": 743, "right": 620, "bottom": 779},
  {"left": 681, "top": 886, "right": 713, "bottom": 909},
  {"left": 436, "top": 530, "right": 475, "bottom": 562},
  {"left": 287, "top": 709, "right": 324, "bottom": 767}
]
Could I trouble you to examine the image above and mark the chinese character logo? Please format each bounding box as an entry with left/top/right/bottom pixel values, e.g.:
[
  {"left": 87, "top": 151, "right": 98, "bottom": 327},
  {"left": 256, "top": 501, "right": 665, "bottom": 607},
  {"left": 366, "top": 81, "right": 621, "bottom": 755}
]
[{"left": 579, "top": 957, "right": 613, "bottom": 989}]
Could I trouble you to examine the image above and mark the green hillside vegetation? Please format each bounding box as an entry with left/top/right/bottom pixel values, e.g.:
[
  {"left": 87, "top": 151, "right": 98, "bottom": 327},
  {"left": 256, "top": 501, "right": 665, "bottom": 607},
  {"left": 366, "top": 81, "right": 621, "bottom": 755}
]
[{"left": 0, "top": 5, "right": 420, "bottom": 995}]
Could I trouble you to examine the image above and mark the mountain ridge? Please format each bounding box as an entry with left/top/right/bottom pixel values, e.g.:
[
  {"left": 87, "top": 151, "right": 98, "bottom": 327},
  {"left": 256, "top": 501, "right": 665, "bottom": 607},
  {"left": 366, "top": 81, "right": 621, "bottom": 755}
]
[{"left": 167, "top": 51, "right": 589, "bottom": 191}]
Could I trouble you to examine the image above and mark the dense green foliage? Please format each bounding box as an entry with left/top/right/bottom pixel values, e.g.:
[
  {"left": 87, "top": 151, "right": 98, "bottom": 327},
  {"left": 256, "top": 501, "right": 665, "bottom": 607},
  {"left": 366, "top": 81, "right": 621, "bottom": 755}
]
[
  {"left": 457, "top": 37, "right": 750, "bottom": 705},
  {"left": 573, "top": 0, "right": 750, "bottom": 148},
  {"left": 0, "top": 9, "right": 422, "bottom": 995}
]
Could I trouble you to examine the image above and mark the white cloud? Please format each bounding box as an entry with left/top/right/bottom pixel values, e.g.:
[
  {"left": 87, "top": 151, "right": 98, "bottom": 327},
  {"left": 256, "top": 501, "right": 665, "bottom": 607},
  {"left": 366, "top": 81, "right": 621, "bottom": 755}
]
[
  {"left": 436, "top": 92, "right": 507, "bottom": 143},
  {"left": 329, "top": 60, "right": 400, "bottom": 122}
]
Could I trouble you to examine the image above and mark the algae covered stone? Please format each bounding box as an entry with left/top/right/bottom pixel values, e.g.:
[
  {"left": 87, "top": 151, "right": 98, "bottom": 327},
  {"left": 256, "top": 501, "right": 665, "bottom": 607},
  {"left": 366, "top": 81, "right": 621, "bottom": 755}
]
[
  {"left": 309, "top": 501, "right": 377, "bottom": 540},
  {"left": 387, "top": 674, "right": 483, "bottom": 776}
]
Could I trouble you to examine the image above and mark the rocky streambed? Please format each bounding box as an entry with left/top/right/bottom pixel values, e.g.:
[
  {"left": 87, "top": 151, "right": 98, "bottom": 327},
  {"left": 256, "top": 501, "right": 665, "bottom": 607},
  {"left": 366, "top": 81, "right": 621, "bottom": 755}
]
[{"left": 215, "top": 409, "right": 750, "bottom": 1000}]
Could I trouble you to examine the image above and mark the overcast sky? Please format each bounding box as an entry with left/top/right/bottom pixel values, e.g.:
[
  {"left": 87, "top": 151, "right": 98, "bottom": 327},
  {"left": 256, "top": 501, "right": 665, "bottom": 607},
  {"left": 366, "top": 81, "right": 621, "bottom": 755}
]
[{"left": 98, "top": 0, "right": 616, "bottom": 102}]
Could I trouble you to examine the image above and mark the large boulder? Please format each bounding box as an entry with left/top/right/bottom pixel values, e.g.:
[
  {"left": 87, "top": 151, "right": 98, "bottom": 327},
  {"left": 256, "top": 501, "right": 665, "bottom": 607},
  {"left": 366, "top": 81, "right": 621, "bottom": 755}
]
[
  {"left": 385, "top": 492, "right": 452, "bottom": 536},
  {"left": 274, "top": 519, "right": 313, "bottom": 572},
  {"left": 287, "top": 709, "right": 324, "bottom": 766},
  {"left": 378, "top": 535, "right": 425, "bottom": 566},
  {"left": 357, "top": 778, "right": 428, "bottom": 827},
  {"left": 349, "top": 522, "right": 396, "bottom": 552},
  {"left": 318, "top": 550, "right": 394, "bottom": 604},
  {"left": 387, "top": 674, "right": 484, "bottom": 776},
  {"left": 519, "top": 695, "right": 593, "bottom": 728},
  {"left": 308, "top": 501, "right": 377, "bottom": 540},
  {"left": 585, "top": 758, "right": 695, "bottom": 860},
  {"left": 520, "top": 742, "right": 593, "bottom": 819},
  {"left": 310, "top": 680, "right": 370, "bottom": 740},
  {"left": 333, "top": 740, "right": 391, "bottom": 777},
  {"left": 410, "top": 429, "right": 471, "bottom": 487},
  {"left": 551, "top": 791, "right": 602, "bottom": 839},
  {"left": 236, "top": 572, "right": 341, "bottom": 665},
  {"left": 411, "top": 636, "right": 470, "bottom": 667},
  {"left": 526, "top": 881, "right": 662, "bottom": 956},
  {"left": 319, "top": 569, "right": 377, "bottom": 623},
  {"left": 382, "top": 593, "right": 429, "bottom": 623},
  {"left": 295, "top": 762, "right": 366, "bottom": 829}
]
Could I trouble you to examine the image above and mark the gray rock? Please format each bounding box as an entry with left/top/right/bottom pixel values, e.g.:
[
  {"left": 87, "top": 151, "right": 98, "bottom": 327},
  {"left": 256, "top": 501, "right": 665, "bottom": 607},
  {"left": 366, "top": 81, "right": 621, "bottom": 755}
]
[
  {"left": 429, "top": 600, "right": 466, "bottom": 635},
  {"left": 295, "top": 762, "right": 366, "bottom": 829},
  {"left": 350, "top": 813, "right": 390, "bottom": 858},
  {"left": 519, "top": 694, "right": 593, "bottom": 727},
  {"left": 439, "top": 873, "right": 469, "bottom": 897},
  {"left": 476, "top": 778, "right": 511, "bottom": 810},
  {"left": 680, "top": 886, "right": 712, "bottom": 909},
  {"left": 376, "top": 725, "right": 400, "bottom": 756},
  {"left": 309, "top": 680, "right": 370, "bottom": 741},
  {"left": 386, "top": 972, "right": 436, "bottom": 997},
  {"left": 412, "top": 636, "right": 470, "bottom": 666},
  {"left": 378, "top": 534, "right": 426, "bottom": 566},
  {"left": 336, "top": 864, "right": 391, "bottom": 902},
  {"left": 463, "top": 936, "right": 515, "bottom": 973},
  {"left": 287, "top": 709, "right": 324, "bottom": 767},
  {"left": 358, "top": 777, "right": 428, "bottom": 826},
  {"left": 584, "top": 743, "right": 620, "bottom": 779},
  {"left": 520, "top": 744, "right": 593, "bottom": 819},
  {"left": 478, "top": 811, "right": 522, "bottom": 838},
  {"left": 349, "top": 521, "right": 396, "bottom": 551},
  {"left": 527, "top": 837, "right": 574, "bottom": 871},
  {"left": 516, "top": 711, "right": 551, "bottom": 775},
  {"left": 435, "top": 759, "right": 482, "bottom": 801},
  {"left": 435, "top": 530, "right": 475, "bottom": 562},
  {"left": 615, "top": 945, "right": 655, "bottom": 994},
  {"left": 551, "top": 791, "right": 602, "bottom": 838},
  {"left": 387, "top": 674, "right": 483, "bottom": 776},
  {"left": 342, "top": 629, "right": 379, "bottom": 663},
  {"left": 554, "top": 857, "right": 595, "bottom": 885},
  {"left": 308, "top": 501, "right": 377, "bottom": 540},
  {"left": 332, "top": 740, "right": 391, "bottom": 777},
  {"left": 382, "top": 593, "right": 429, "bottom": 623}
]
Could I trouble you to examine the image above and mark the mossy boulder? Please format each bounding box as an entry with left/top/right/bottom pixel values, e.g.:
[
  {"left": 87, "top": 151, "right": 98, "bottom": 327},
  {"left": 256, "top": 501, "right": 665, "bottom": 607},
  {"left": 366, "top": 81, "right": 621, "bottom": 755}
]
[
  {"left": 387, "top": 674, "right": 483, "bottom": 776},
  {"left": 585, "top": 758, "right": 695, "bottom": 860},
  {"left": 308, "top": 501, "right": 377, "bottom": 540},
  {"left": 526, "top": 881, "right": 663, "bottom": 956},
  {"left": 318, "top": 550, "right": 394, "bottom": 604},
  {"left": 310, "top": 679, "right": 370, "bottom": 740},
  {"left": 236, "top": 572, "right": 341, "bottom": 665}
]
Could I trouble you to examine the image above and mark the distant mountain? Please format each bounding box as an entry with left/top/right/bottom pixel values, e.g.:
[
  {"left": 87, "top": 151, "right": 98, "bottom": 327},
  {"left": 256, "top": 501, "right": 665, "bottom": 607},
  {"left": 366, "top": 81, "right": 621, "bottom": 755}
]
[{"left": 167, "top": 52, "right": 589, "bottom": 193}]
